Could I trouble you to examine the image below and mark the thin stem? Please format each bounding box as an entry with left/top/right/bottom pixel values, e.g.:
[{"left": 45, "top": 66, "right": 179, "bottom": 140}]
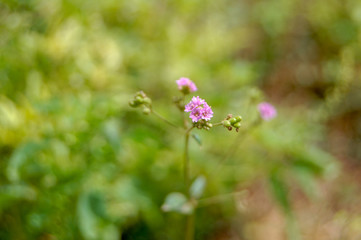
[
  {"left": 184, "top": 126, "right": 194, "bottom": 187},
  {"left": 212, "top": 122, "right": 223, "bottom": 127},
  {"left": 184, "top": 125, "right": 194, "bottom": 240},
  {"left": 151, "top": 109, "right": 179, "bottom": 128},
  {"left": 197, "top": 190, "right": 247, "bottom": 207},
  {"left": 212, "top": 119, "right": 261, "bottom": 175},
  {"left": 185, "top": 213, "right": 195, "bottom": 240},
  {"left": 182, "top": 94, "right": 188, "bottom": 129}
]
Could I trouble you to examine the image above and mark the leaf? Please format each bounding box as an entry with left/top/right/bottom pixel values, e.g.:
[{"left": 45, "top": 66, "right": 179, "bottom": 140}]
[
  {"left": 190, "top": 175, "right": 206, "bottom": 199},
  {"left": 77, "top": 192, "right": 110, "bottom": 240},
  {"left": 269, "top": 170, "right": 290, "bottom": 214},
  {"left": 77, "top": 192, "right": 98, "bottom": 240},
  {"left": 191, "top": 134, "right": 202, "bottom": 146},
  {"left": 6, "top": 142, "right": 41, "bottom": 182},
  {"left": 161, "top": 192, "right": 193, "bottom": 215},
  {"left": 291, "top": 166, "right": 318, "bottom": 199}
]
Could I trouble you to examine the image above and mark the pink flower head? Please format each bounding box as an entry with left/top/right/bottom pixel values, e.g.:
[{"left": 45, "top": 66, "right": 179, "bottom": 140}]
[
  {"left": 176, "top": 77, "right": 197, "bottom": 94},
  {"left": 258, "top": 102, "right": 277, "bottom": 121},
  {"left": 185, "top": 96, "right": 213, "bottom": 122},
  {"left": 185, "top": 96, "right": 205, "bottom": 112}
]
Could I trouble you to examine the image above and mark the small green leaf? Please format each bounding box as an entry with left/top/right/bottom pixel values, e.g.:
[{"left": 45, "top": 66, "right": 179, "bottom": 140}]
[
  {"left": 269, "top": 171, "right": 290, "bottom": 214},
  {"left": 190, "top": 176, "right": 206, "bottom": 199},
  {"left": 191, "top": 134, "right": 202, "bottom": 146},
  {"left": 291, "top": 166, "right": 318, "bottom": 199},
  {"left": 161, "top": 192, "right": 193, "bottom": 214},
  {"left": 77, "top": 192, "right": 98, "bottom": 240},
  {"left": 6, "top": 142, "right": 41, "bottom": 182}
]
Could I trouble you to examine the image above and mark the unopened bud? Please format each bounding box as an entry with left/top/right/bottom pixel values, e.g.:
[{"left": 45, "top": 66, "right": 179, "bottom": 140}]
[
  {"left": 143, "top": 97, "right": 152, "bottom": 105},
  {"left": 129, "top": 100, "right": 136, "bottom": 107},
  {"left": 207, "top": 123, "right": 213, "bottom": 128},
  {"left": 222, "top": 120, "right": 231, "bottom": 127},
  {"left": 142, "top": 107, "right": 151, "bottom": 115},
  {"left": 235, "top": 116, "right": 242, "bottom": 122},
  {"left": 135, "top": 96, "right": 143, "bottom": 103},
  {"left": 233, "top": 122, "right": 241, "bottom": 128},
  {"left": 230, "top": 118, "right": 237, "bottom": 124}
]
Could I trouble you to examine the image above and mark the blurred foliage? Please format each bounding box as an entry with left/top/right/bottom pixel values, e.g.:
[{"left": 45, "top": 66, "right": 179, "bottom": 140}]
[{"left": 0, "top": 0, "right": 360, "bottom": 239}]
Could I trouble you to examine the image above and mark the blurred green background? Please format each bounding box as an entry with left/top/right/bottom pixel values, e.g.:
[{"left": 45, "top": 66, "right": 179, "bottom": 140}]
[{"left": 1, "top": 0, "right": 361, "bottom": 239}]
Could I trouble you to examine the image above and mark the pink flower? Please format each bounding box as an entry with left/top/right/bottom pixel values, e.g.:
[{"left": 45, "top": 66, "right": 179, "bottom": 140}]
[
  {"left": 185, "top": 96, "right": 205, "bottom": 112},
  {"left": 185, "top": 96, "right": 213, "bottom": 122},
  {"left": 176, "top": 77, "right": 197, "bottom": 94},
  {"left": 258, "top": 102, "right": 277, "bottom": 121}
]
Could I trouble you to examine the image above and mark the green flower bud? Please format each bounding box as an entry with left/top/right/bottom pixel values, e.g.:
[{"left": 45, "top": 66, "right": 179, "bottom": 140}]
[
  {"left": 233, "top": 122, "right": 241, "bottom": 128},
  {"left": 143, "top": 97, "right": 152, "bottom": 105},
  {"left": 142, "top": 107, "right": 151, "bottom": 115},
  {"left": 135, "top": 96, "right": 143, "bottom": 103},
  {"left": 129, "top": 100, "right": 136, "bottom": 107},
  {"left": 222, "top": 120, "right": 231, "bottom": 127},
  {"left": 207, "top": 123, "right": 213, "bottom": 128},
  {"left": 230, "top": 118, "right": 237, "bottom": 124},
  {"left": 235, "top": 116, "right": 242, "bottom": 122}
]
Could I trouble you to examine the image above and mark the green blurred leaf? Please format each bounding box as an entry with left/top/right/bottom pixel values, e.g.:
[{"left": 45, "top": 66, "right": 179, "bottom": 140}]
[
  {"left": 190, "top": 175, "right": 206, "bottom": 199},
  {"left": 6, "top": 142, "right": 41, "bottom": 182},
  {"left": 191, "top": 133, "right": 202, "bottom": 146},
  {"left": 77, "top": 192, "right": 114, "bottom": 240},
  {"left": 0, "top": 184, "right": 37, "bottom": 213},
  {"left": 269, "top": 170, "right": 290, "bottom": 214},
  {"left": 77, "top": 192, "right": 98, "bottom": 240},
  {"left": 291, "top": 165, "right": 318, "bottom": 199},
  {"left": 161, "top": 192, "right": 193, "bottom": 215}
]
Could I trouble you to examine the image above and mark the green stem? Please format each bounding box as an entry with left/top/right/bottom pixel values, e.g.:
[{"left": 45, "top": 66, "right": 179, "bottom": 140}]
[
  {"left": 182, "top": 94, "right": 188, "bottom": 129},
  {"left": 184, "top": 126, "right": 194, "bottom": 240},
  {"left": 197, "top": 190, "right": 247, "bottom": 207},
  {"left": 185, "top": 213, "right": 195, "bottom": 240},
  {"left": 151, "top": 109, "right": 179, "bottom": 128},
  {"left": 213, "top": 119, "right": 261, "bottom": 174},
  {"left": 184, "top": 126, "right": 194, "bottom": 187}
]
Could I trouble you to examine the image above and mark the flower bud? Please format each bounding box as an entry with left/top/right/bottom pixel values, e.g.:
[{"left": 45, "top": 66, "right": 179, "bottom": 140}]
[
  {"left": 135, "top": 96, "right": 143, "bottom": 103},
  {"left": 206, "top": 123, "right": 213, "bottom": 128},
  {"left": 235, "top": 116, "right": 242, "bottom": 122},
  {"left": 129, "top": 100, "right": 136, "bottom": 107},
  {"left": 230, "top": 118, "right": 237, "bottom": 124},
  {"left": 233, "top": 122, "right": 241, "bottom": 128},
  {"left": 142, "top": 107, "right": 151, "bottom": 115},
  {"left": 222, "top": 120, "right": 231, "bottom": 127},
  {"left": 143, "top": 97, "right": 152, "bottom": 105}
]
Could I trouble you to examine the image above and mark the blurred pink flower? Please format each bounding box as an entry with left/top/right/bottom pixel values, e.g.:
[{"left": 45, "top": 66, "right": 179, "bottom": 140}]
[
  {"left": 176, "top": 77, "right": 197, "bottom": 93},
  {"left": 258, "top": 102, "right": 277, "bottom": 121}
]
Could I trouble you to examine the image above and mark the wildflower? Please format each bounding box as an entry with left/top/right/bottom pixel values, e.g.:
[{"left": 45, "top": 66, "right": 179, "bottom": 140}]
[
  {"left": 176, "top": 77, "right": 197, "bottom": 94},
  {"left": 185, "top": 96, "right": 205, "bottom": 112},
  {"left": 258, "top": 102, "right": 277, "bottom": 121},
  {"left": 185, "top": 96, "right": 213, "bottom": 122}
]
